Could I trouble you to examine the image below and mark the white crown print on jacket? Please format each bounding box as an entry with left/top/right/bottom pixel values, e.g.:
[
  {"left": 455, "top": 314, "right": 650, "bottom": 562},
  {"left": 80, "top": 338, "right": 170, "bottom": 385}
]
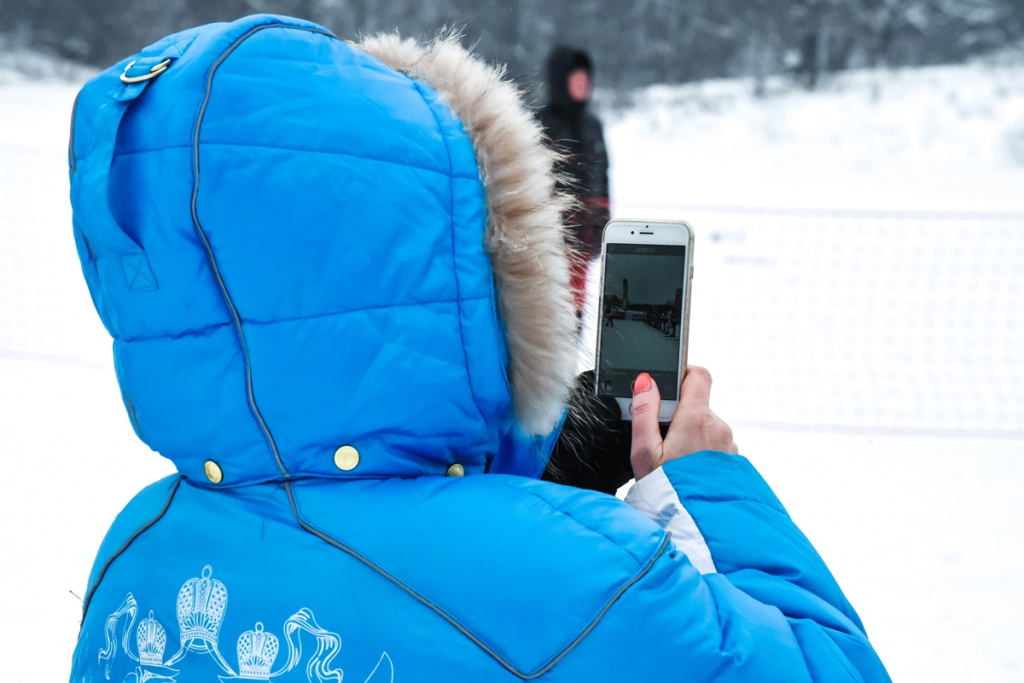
[
  {"left": 96, "top": 565, "right": 394, "bottom": 683},
  {"left": 237, "top": 623, "right": 280, "bottom": 679},
  {"left": 136, "top": 611, "right": 168, "bottom": 667},
  {"left": 176, "top": 565, "right": 228, "bottom": 645}
]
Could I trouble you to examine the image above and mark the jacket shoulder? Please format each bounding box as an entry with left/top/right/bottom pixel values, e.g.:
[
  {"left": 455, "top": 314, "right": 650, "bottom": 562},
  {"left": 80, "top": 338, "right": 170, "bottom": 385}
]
[
  {"left": 293, "top": 475, "right": 671, "bottom": 678},
  {"left": 81, "top": 475, "right": 183, "bottom": 610},
  {"left": 498, "top": 475, "right": 666, "bottom": 563}
]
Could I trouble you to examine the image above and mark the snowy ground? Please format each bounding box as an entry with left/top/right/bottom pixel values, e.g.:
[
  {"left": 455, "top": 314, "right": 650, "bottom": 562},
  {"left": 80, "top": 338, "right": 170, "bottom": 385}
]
[{"left": 2, "top": 55, "right": 1023, "bottom": 682}]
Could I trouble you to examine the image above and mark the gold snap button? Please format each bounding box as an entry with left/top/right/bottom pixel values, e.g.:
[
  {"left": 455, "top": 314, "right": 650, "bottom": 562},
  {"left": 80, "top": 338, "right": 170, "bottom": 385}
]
[
  {"left": 204, "top": 460, "right": 223, "bottom": 484},
  {"left": 334, "top": 445, "right": 360, "bottom": 471},
  {"left": 446, "top": 463, "right": 465, "bottom": 478}
]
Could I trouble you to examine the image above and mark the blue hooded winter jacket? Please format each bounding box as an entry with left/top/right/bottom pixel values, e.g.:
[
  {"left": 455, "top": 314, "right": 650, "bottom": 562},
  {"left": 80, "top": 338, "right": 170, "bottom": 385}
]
[{"left": 69, "top": 15, "right": 891, "bottom": 683}]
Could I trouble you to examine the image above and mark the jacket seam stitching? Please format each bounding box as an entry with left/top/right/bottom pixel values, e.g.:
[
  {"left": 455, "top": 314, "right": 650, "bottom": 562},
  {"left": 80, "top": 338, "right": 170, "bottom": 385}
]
[
  {"left": 411, "top": 80, "right": 487, "bottom": 429},
  {"left": 188, "top": 22, "right": 336, "bottom": 480},
  {"left": 676, "top": 494, "right": 786, "bottom": 516},
  {"left": 109, "top": 142, "right": 480, "bottom": 181},
  {"left": 502, "top": 481, "right": 649, "bottom": 566},
  {"left": 286, "top": 481, "right": 670, "bottom": 679},
  {"left": 79, "top": 476, "right": 184, "bottom": 626},
  {"left": 534, "top": 534, "right": 670, "bottom": 677},
  {"left": 69, "top": 90, "right": 81, "bottom": 174},
  {"left": 116, "top": 320, "right": 232, "bottom": 344},
  {"left": 242, "top": 295, "right": 489, "bottom": 327},
  {"left": 114, "top": 296, "right": 490, "bottom": 343}
]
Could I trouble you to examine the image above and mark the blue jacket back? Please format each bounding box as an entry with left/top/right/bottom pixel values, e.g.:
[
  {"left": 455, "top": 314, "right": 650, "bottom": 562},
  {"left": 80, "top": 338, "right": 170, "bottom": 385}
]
[{"left": 68, "top": 15, "right": 890, "bottom": 682}]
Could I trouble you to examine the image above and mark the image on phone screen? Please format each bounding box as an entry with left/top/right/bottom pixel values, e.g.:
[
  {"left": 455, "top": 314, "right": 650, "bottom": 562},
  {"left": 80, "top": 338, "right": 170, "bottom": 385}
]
[{"left": 597, "top": 243, "right": 687, "bottom": 401}]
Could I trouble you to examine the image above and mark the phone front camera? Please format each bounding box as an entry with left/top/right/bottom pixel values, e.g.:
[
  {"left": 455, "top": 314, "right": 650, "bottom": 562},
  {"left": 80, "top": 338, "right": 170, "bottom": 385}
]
[{"left": 631, "top": 231, "right": 634, "bottom": 234}]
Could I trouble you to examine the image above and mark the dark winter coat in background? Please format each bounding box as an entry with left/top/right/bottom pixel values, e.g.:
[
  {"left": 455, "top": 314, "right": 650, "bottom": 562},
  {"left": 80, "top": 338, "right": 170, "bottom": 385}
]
[{"left": 538, "top": 46, "right": 610, "bottom": 260}]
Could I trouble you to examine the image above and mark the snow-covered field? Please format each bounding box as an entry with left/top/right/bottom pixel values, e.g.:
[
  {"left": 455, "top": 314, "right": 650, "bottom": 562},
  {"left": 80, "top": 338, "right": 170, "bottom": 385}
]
[{"left": 2, "top": 54, "right": 1023, "bottom": 682}]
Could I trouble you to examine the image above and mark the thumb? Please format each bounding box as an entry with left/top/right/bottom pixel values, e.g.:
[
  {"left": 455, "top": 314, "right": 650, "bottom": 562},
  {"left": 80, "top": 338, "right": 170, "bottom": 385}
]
[{"left": 630, "top": 373, "right": 663, "bottom": 479}]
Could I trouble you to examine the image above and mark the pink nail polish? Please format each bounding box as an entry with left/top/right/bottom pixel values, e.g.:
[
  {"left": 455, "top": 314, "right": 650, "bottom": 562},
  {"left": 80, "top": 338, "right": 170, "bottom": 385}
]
[{"left": 633, "top": 373, "right": 652, "bottom": 395}]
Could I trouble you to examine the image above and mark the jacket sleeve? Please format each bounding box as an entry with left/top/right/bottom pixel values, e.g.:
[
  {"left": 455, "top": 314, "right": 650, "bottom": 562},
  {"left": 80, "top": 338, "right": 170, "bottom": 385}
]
[{"left": 618, "top": 450, "right": 890, "bottom": 682}]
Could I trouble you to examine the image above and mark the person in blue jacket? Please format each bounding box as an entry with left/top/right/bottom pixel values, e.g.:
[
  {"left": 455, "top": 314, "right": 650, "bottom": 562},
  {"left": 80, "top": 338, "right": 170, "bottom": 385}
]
[{"left": 68, "top": 15, "right": 890, "bottom": 683}]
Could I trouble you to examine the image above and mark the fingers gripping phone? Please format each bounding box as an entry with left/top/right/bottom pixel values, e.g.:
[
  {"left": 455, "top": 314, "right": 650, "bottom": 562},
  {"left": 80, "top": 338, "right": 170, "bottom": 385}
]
[{"left": 595, "top": 219, "right": 695, "bottom": 422}]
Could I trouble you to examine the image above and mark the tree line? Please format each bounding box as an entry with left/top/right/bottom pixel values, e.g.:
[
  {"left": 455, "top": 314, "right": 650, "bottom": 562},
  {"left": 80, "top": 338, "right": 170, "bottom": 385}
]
[{"left": 3, "top": 0, "right": 1023, "bottom": 93}]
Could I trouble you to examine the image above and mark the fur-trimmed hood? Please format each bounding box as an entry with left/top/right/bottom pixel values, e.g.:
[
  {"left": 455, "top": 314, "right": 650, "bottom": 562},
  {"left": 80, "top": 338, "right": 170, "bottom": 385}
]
[
  {"left": 69, "top": 15, "right": 579, "bottom": 485},
  {"left": 354, "top": 32, "right": 578, "bottom": 440}
]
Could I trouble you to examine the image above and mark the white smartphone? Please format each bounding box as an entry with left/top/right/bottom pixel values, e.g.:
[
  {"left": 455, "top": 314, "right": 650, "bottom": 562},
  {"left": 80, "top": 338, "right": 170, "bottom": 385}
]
[{"left": 595, "top": 219, "right": 695, "bottom": 422}]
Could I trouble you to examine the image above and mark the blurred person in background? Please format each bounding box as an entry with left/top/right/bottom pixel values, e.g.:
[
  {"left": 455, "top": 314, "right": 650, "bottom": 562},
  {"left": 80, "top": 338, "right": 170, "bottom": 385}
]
[
  {"left": 539, "top": 45, "right": 610, "bottom": 316},
  {"left": 68, "top": 15, "right": 889, "bottom": 682}
]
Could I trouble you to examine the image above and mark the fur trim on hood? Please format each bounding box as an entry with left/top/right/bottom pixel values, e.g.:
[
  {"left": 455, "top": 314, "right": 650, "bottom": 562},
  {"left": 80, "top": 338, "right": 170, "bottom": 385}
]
[{"left": 354, "top": 33, "right": 580, "bottom": 436}]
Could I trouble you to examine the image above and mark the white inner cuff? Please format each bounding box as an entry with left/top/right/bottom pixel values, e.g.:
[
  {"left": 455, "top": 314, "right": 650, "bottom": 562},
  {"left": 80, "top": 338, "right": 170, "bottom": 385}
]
[{"left": 625, "top": 467, "right": 717, "bottom": 575}]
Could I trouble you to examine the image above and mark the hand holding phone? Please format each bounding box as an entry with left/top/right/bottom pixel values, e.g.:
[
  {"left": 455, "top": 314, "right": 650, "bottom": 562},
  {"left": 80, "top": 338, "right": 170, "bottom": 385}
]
[{"left": 629, "top": 367, "right": 738, "bottom": 480}]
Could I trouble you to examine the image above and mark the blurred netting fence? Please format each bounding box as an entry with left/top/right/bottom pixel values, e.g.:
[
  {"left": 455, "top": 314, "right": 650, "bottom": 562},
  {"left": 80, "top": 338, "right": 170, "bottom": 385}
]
[
  {"left": 608, "top": 202, "right": 1024, "bottom": 440},
  {"left": 3, "top": 140, "right": 1023, "bottom": 439},
  {"left": 0, "top": 143, "right": 109, "bottom": 370}
]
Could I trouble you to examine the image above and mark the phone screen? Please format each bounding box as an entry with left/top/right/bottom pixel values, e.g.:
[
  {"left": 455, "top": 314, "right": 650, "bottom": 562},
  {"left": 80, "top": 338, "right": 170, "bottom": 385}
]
[{"left": 597, "top": 243, "right": 687, "bottom": 401}]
